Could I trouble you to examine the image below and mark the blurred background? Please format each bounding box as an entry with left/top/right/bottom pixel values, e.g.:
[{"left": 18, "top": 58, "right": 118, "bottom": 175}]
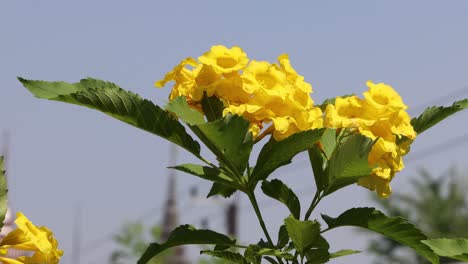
[{"left": 1, "top": 1, "right": 468, "bottom": 263}]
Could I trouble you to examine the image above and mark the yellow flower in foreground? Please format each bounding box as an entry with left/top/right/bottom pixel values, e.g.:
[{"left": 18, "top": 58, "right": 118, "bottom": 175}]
[
  {"left": 0, "top": 212, "right": 63, "bottom": 264},
  {"left": 157, "top": 45, "right": 323, "bottom": 141},
  {"left": 325, "top": 81, "right": 416, "bottom": 198}
]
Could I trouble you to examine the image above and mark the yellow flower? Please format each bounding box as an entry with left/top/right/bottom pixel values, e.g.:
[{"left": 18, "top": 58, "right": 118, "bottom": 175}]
[
  {"left": 324, "top": 81, "right": 417, "bottom": 197},
  {"left": 0, "top": 212, "right": 63, "bottom": 264},
  {"left": 198, "top": 45, "right": 249, "bottom": 74},
  {"left": 158, "top": 45, "right": 323, "bottom": 141}
]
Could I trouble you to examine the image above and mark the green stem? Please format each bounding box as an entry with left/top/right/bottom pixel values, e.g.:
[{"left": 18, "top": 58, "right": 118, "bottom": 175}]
[
  {"left": 248, "top": 191, "right": 274, "bottom": 245},
  {"left": 304, "top": 191, "right": 322, "bottom": 220},
  {"left": 247, "top": 191, "right": 286, "bottom": 264}
]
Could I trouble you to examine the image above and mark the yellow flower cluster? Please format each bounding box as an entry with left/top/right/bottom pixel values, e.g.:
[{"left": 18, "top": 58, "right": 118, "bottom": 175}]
[
  {"left": 325, "top": 81, "right": 416, "bottom": 197},
  {"left": 0, "top": 212, "right": 63, "bottom": 264},
  {"left": 156, "top": 45, "right": 323, "bottom": 140}
]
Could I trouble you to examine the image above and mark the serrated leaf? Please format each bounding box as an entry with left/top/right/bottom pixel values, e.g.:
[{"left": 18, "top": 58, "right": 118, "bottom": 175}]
[
  {"left": 207, "top": 182, "right": 237, "bottom": 198},
  {"left": 325, "top": 134, "right": 374, "bottom": 195},
  {"left": 261, "top": 179, "right": 300, "bottom": 219},
  {"left": 411, "top": 98, "right": 468, "bottom": 135},
  {"left": 251, "top": 128, "right": 325, "bottom": 183},
  {"left": 171, "top": 164, "right": 236, "bottom": 186},
  {"left": 0, "top": 157, "right": 8, "bottom": 231},
  {"left": 18, "top": 78, "right": 201, "bottom": 158},
  {"left": 201, "top": 250, "right": 248, "bottom": 263},
  {"left": 322, "top": 207, "right": 439, "bottom": 264},
  {"left": 422, "top": 238, "right": 468, "bottom": 262},
  {"left": 165, "top": 96, "right": 204, "bottom": 125},
  {"left": 284, "top": 215, "right": 321, "bottom": 256},
  {"left": 193, "top": 114, "right": 253, "bottom": 176},
  {"left": 138, "top": 225, "right": 235, "bottom": 264},
  {"left": 201, "top": 96, "right": 225, "bottom": 122},
  {"left": 329, "top": 249, "right": 361, "bottom": 258}
]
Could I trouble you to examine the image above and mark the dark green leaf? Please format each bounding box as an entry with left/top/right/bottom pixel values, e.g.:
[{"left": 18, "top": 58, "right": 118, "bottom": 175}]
[
  {"left": 325, "top": 134, "right": 374, "bottom": 195},
  {"left": 18, "top": 78, "right": 201, "bottom": 157},
  {"left": 261, "top": 179, "right": 300, "bottom": 219},
  {"left": 319, "top": 129, "right": 337, "bottom": 159},
  {"left": 305, "top": 248, "right": 329, "bottom": 264},
  {"left": 165, "top": 96, "right": 204, "bottom": 125},
  {"left": 171, "top": 164, "right": 235, "bottom": 186},
  {"left": 322, "top": 207, "right": 439, "bottom": 264},
  {"left": 411, "top": 98, "right": 468, "bottom": 135},
  {"left": 201, "top": 250, "right": 248, "bottom": 263},
  {"left": 422, "top": 238, "right": 468, "bottom": 262},
  {"left": 138, "top": 225, "right": 235, "bottom": 264},
  {"left": 329, "top": 249, "right": 361, "bottom": 258},
  {"left": 284, "top": 215, "right": 321, "bottom": 256},
  {"left": 207, "top": 182, "right": 237, "bottom": 198},
  {"left": 0, "top": 157, "right": 8, "bottom": 231},
  {"left": 201, "top": 96, "right": 225, "bottom": 122},
  {"left": 308, "top": 146, "right": 327, "bottom": 192},
  {"left": 193, "top": 114, "right": 253, "bottom": 176},
  {"left": 277, "top": 225, "right": 289, "bottom": 249},
  {"left": 251, "top": 129, "right": 325, "bottom": 183}
]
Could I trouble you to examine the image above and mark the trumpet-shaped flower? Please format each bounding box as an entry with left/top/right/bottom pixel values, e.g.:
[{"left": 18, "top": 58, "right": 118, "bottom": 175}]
[{"left": 0, "top": 212, "right": 63, "bottom": 264}]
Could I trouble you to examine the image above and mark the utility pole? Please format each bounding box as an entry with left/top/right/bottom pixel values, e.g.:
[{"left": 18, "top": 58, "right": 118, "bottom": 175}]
[{"left": 161, "top": 144, "right": 189, "bottom": 264}]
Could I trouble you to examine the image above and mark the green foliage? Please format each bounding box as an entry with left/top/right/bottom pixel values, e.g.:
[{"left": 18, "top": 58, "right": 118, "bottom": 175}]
[
  {"left": 261, "top": 179, "right": 300, "bottom": 219},
  {"left": 194, "top": 114, "right": 253, "bottom": 177},
  {"left": 366, "top": 168, "right": 468, "bottom": 264},
  {"left": 284, "top": 215, "right": 321, "bottom": 256},
  {"left": 165, "top": 96, "right": 205, "bottom": 125},
  {"left": 201, "top": 250, "right": 248, "bottom": 263},
  {"left": 171, "top": 164, "right": 239, "bottom": 189},
  {"left": 201, "top": 96, "right": 225, "bottom": 122},
  {"left": 411, "top": 98, "right": 468, "bottom": 134},
  {"left": 318, "top": 134, "right": 374, "bottom": 194},
  {"left": 0, "top": 157, "right": 8, "bottom": 231},
  {"left": 18, "top": 78, "right": 202, "bottom": 158},
  {"left": 322, "top": 207, "right": 439, "bottom": 264},
  {"left": 138, "top": 225, "right": 236, "bottom": 264},
  {"left": 251, "top": 129, "right": 325, "bottom": 184},
  {"left": 329, "top": 249, "right": 361, "bottom": 258},
  {"left": 422, "top": 239, "right": 468, "bottom": 262}
]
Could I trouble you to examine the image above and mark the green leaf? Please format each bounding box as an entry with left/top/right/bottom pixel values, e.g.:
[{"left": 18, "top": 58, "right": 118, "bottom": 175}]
[
  {"left": 193, "top": 114, "right": 253, "bottom": 176},
  {"left": 322, "top": 207, "right": 439, "bottom": 264},
  {"left": 0, "top": 157, "right": 8, "bottom": 231},
  {"left": 308, "top": 145, "right": 327, "bottom": 192},
  {"left": 422, "top": 238, "right": 468, "bottom": 262},
  {"left": 201, "top": 250, "right": 248, "bottom": 263},
  {"left": 137, "top": 225, "right": 235, "bottom": 264},
  {"left": 18, "top": 78, "right": 201, "bottom": 158},
  {"left": 411, "top": 98, "right": 468, "bottom": 135},
  {"left": 319, "top": 129, "right": 337, "bottom": 159},
  {"left": 251, "top": 128, "right": 325, "bottom": 183},
  {"left": 277, "top": 225, "right": 289, "bottom": 249},
  {"left": 165, "top": 96, "right": 204, "bottom": 125},
  {"left": 325, "top": 134, "right": 374, "bottom": 195},
  {"left": 171, "top": 164, "right": 235, "bottom": 186},
  {"left": 201, "top": 96, "right": 225, "bottom": 122},
  {"left": 284, "top": 215, "right": 321, "bottom": 256},
  {"left": 329, "top": 249, "right": 361, "bottom": 258},
  {"left": 207, "top": 182, "right": 237, "bottom": 198},
  {"left": 305, "top": 248, "right": 329, "bottom": 264},
  {"left": 244, "top": 244, "right": 294, "bottom": 264},
  {"left": 261, "top": 179, "right": 300, "bottom": 219}
]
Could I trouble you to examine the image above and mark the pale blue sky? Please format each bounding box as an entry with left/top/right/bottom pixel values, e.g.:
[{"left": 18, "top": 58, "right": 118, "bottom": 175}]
[{"left": 1, "top": 1, "right": 468, "bottom": 263}]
